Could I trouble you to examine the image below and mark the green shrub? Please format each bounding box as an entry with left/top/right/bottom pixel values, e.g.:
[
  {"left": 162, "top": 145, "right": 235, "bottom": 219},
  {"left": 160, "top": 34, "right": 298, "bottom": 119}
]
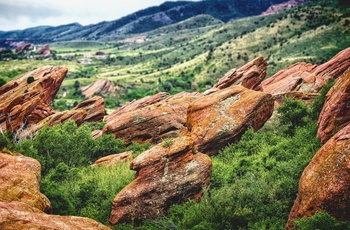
[
  {"left": 127, "top": 141, "right": 152, "bottom": 158},
  {"left": 293, "top": 212, "right": 350, "bottom": 230}
]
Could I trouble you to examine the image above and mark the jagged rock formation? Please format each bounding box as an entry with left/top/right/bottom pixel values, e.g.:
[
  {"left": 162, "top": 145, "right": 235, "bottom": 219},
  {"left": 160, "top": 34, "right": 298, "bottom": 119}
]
[
  {"left": 0, "top": 66, "right": 67, "bottom": 132},
  {"left": 103, "top": 92, "right": 202, "bottom": 145},
  {"left": 105, "top": 92, "right": 169, "bottom": 123},
  {"left": 317, "top": 67, "right": 350, "bottom": 144},
  {"left": 37, "top": 44, "right": 50, "bottom": 58},
  {"left": 81, "top": 79, "right": 117, "bottom": 98},
  {"left": 19, "top": 96, "right": 104, "bottom": 139},
  {"left": 204, "top": 56, "right": 267, "bottom": 95},
  {"left": 72, "top": 96, "right": 105, "bottom": 123},
  {"left": 187, "top": 85, "right": 274, "bottom": 155},
  {"left": 262, "top": 0, "right": 311, "bottom": 15},
  {"left": 92, "top": 151, "right": 133, "bottom": 167},
  {"left": 0, "top": 152, "right": 51, "bottom": 213},
  {"left": 0, "top": 201, "right": 111, "bottom": 230},
  {"left": 109, "top": 136, "right": 211, "bottom": 225},
  {"left": 259, "top": 47, "right": 350, "bottom": 95},
  {"left": 286, "top": 123, "right": 350, "bottom": 229}
]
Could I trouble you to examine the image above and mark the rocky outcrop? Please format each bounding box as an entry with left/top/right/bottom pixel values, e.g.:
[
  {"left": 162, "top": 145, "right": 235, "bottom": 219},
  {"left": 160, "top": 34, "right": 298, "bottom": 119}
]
[
  {"left": 81, "top": 79, "right": 117, "bottom": 98},
  {"left": 261, "top": 0, "right": 311, "bottom": 15},
  {"left": 37, "top": 44, "right": 50, "bottom": 58},
  {"left": 204, "top": 56, "right": 267, "bottom": 95},
  {"left": 105, "top": 92, "right": 169, "bottom": 124},
  {"left": 260, "top": 47, "right": 350, "bottom": 95},
  {"left": 72, "top": 96, "right": 105, "bottom": 123},
  {"left": 0, "top": 201, "right": 111, "bottom": 230},
  {"left": 19, "top": 96, "right": 105, "bottom": 139},
  {"left": 286, "top": 123, "right": 350, "bottom": 229},
  {"left": 92, "top": 151, "right": 133, "bottom": 167},
  {"left": 317, "top": 67, "right": 350, "bottom": 144},
  {"left": 0, "top": 152, "right": 51, "bottom": 213},
  {"left": 187, "top": 85, "right": 274, "bottom": 155},
  {"left": 109, "top": 136, "right": 211, "bottom": 225},
  {"left": 103, "top": 92, "right": 202, "bottom": 145},
  {"left": 0, "top": 66, "right": 67, "bottom": 132}
]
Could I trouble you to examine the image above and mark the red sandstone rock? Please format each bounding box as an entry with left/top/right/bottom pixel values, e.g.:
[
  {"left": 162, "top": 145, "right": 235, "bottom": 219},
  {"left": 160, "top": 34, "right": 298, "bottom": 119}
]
[
  {"left": 0, "top": 152, "right": 51, "bottom": 213},
  {"left": 72, "top": 96, "right": 105, "bottom": 123},
  {"left": 317, "top": 67, "right": 350, "bottom": 144},
  {"left": 187, "top": 85, "right": 274, "bottom": 155},
  {"left": 260, "top": 47, "right": 350, "bottom": 95},
  {"left": 286, "top": 123, "right": 350, "bottom": 229},
  {"left": 37, "top": 44, "right": 51, "bottom": 58},
  {"left": 109, "top": 136, "right": 211, "bottom": 225},
  {"left": 0, "top": 201, "right": 111, "bottom": 230},
  {"left": 92, "top": 151, "right": 133, "bottom": 167},
  {"left": 103, "top": 92, "right": 202, "bottom": 145},
  {"left": 105, "top": 92, "right": 169, "bottom": 124},
  {"left": 204, "top": 56, "right": 267, "bottom": 95},
  {"left": 81, "top": 79, "right": 117, "bottom": 98},
  {"left": 0, "top": 66, "right": 67, "bottom": 132}
]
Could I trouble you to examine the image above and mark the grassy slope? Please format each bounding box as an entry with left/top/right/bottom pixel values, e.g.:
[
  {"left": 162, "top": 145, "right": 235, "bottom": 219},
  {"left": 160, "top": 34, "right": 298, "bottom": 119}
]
[{"left": 0, "top": 1, "right": 349, "bottom": 107}]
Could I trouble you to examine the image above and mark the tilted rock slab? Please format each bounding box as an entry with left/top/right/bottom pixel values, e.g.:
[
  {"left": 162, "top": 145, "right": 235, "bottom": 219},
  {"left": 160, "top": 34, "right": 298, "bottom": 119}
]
[
  {"left": 0, "top": 152, "right": 51, "bottom": 213},
  {"left": 19, "top": 96, "right": 105, "bottom": 139},
  {"left": 204, "top": 56, "right": 267, "bottom": 95},
  {"left": 109, "top": 136, "right": 212, "bottom": 225},
  {"left": 104, "top": 92, "right": 169, "bottom": 124},
  {"left": 260, "top": 47, "right": 350, "bottom": 95},
  {"left": 92, "top": 151, "right": 133, "bottom": 167},
  {"left": 0, "top": 201, "right": 110, "bottom": 230},
  {"left": 103, "top": 92, "right": 202, "bottom": 145},
  {"left": 187, "top": 85, "right": 274, "bottom": 155},
  {"left": 317, "top": 67, "right": 350, "bottom": 144},
  {"left": 81, "top": 78, "right": 117, "bottom": 98},
  {"left": 0, "top": 66, "right": 67, "bottom": 132},
  {"left": 286, "top": 123, "right": 350, "bottom": 229}
]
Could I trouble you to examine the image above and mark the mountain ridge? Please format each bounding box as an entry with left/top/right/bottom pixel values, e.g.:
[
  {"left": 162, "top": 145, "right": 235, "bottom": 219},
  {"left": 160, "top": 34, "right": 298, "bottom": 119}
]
[{"left": 0, "top": 0, "right": 310, "bottom": 42}]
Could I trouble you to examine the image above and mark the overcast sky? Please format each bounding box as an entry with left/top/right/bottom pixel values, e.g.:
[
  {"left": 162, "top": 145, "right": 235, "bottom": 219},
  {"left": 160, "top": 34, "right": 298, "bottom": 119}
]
[{"left": 0, "top": 0, "right": 198, "bottom": 31}]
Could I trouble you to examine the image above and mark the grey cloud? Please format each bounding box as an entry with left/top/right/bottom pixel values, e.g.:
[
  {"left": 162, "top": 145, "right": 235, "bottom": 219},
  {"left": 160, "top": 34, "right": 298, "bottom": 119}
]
[{"left": 0, "top": 2, "right": 62, "bottom": 20}]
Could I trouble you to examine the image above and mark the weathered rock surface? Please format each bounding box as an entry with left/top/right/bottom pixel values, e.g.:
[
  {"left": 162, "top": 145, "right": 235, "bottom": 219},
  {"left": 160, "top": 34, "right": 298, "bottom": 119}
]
[
  {"left": 0, "top": 66, "right": 67, "bottom": 132},
  {"left": 92, "top": 151, "right": 133, "bottom": 167},
  {"left": 317, "top": 67, "right": 350, "bottom": 144},
  {"left": 0, "top": 152, "right": 51, "bottom": 213},
  {"left": 0, "top": 201, "right": 111, "bottom": 230},
  {"left": 19, "top": 96, "right": 105, "bottom": 139},
  {"left": 109, "top": 136, "right": 212, "bottom": 225},
  {"left": 105, "top": 92, "right": 169, "bottom": 124},
  {"left": 204, "top": 56, "right": 267, "bottom": 95},
  {"left": 286, "top": 123, "right": 350, "bottom": 229},
  {"left": 187, "top": 85, "right": 274, "bottom": 155},
  {"left": 81, "top": 79, "right": 117, "bottom": 98},
  {"left": 260, "top": 47, "right": 350, "bottom": 95},
  {"left": 103, "top": 92, "right": 202, "bottom": 145},
  {"left": 72, "top": 96, "right": 105, "bottom": 123}
]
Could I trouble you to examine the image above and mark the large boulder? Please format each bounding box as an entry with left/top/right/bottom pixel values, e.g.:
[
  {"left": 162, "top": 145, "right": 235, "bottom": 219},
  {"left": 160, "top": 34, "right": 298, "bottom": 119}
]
[
  {"left": 81, "top": 79, "right": 117, "bottom": 98},
  {"left": 109, "top": 136, "right": 211, "bottom": 225},
  {"left": 286, "top": 123, "right": 350, "bottom": 229},
  {"left": 204, "top": 56, "right": 267, "bottom": 95},
  {"left": 105, "top": 92, "right": 169, "bottom": 124},
  {"left": 0, "top": 152, "right": 51, "bottom": 213},
  {"left": 103, "top": 92, "right": 202, "bottom": 145},
  {"left": 0, "top": 66, "right": 67, "bottom": 132},
  {"left": 187, "top": 85, "right": 274, "bottom": 155},
  {"left": 260, "top": 47, "right": 350, "bottom": 95},
  {"left": 0, "top": 201, "right": 110, "bottom": 230},
  {"left": 317, "top": 67, "right": 350, "bottom": 144}
]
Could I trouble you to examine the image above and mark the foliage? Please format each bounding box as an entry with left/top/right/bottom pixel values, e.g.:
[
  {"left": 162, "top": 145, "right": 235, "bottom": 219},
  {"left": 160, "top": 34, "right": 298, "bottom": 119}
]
[
  {"left": 292, "top": 212, "right": 350, "bottom": 230},
  {"left": 127, "top": 141, "right": 152, "bottom": 158},
  {"left": 0, "top": 78, "right": 6, "bottom": 87},
  {"left": 14, "top": 120, "right": 125, "bottom": 175},
  {"left": 311, "top": 80, "right": 336, "bottom": 119},
  {"left": 41, "top": 162, "right": 134, "bottom": 224}
]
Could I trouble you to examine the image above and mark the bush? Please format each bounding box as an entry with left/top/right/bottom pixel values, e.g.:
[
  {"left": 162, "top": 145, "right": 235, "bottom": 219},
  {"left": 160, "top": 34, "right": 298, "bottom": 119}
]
[{"left": 293, "top": 212, "right": 350, "bottom": 230}]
